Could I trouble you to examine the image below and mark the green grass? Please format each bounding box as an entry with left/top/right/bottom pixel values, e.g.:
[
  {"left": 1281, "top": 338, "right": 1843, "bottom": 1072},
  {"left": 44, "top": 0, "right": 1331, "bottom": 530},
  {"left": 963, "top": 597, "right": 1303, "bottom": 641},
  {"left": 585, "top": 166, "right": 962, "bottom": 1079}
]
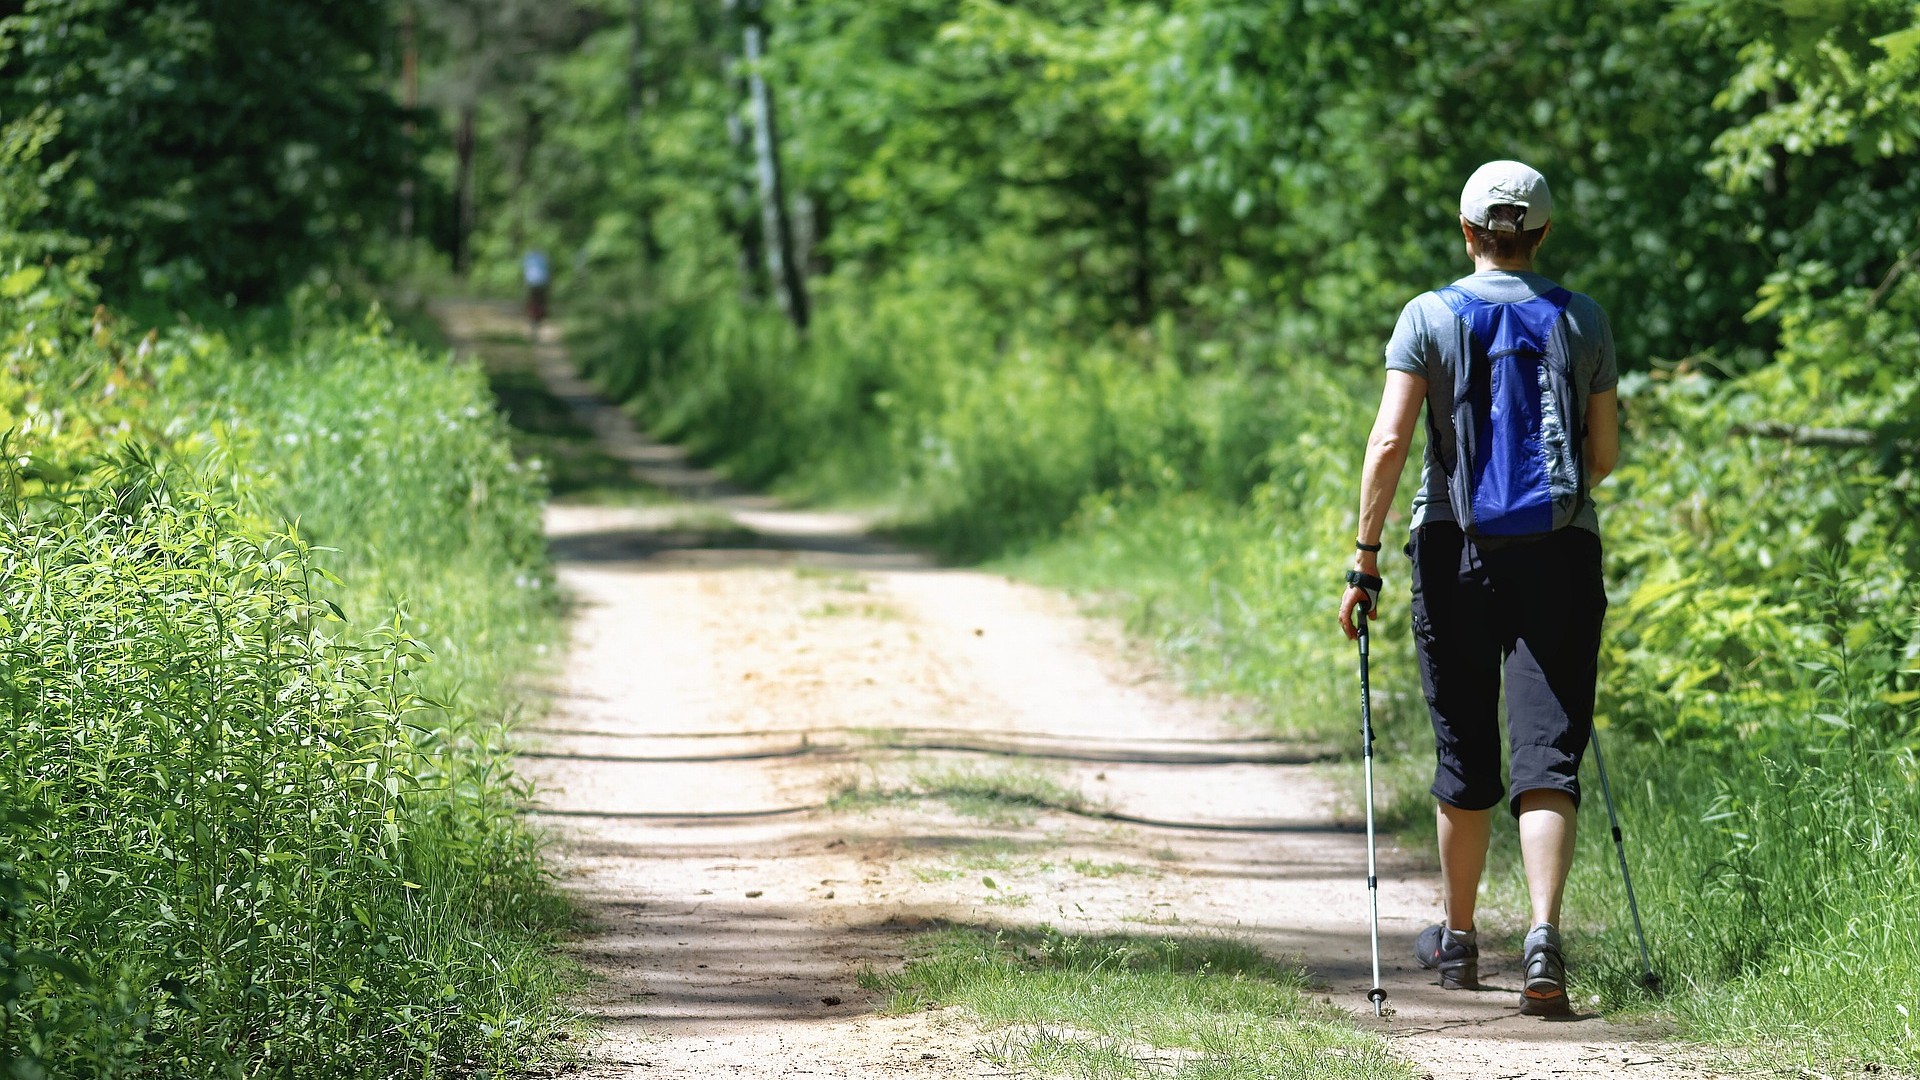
[
  {"left": 832, "top": 762, "right": 1095, "bottom": 826},
  {"left": 804, "top": 599, "right": 898, "bottom": 619},
  {"left": 861, "top": 926, "right": 1414, "bottom": 1080},
  {"left": 427, "top": 299, "right": 669, "bottom": 508},
  {"left": 655, "top": 506, "right": 759, "bottom": 543},
  {"left": 910, "top": 839, "right": 1053, "bottom": 884},
  {"left": 478, "top": 359, "right": 666, "bottom": 506},
  {"left": 1565, "top": 738, "right": 1920, "bottom": 1068},
  {"left": 1070, "top": 859, "right": 1157, "bottom": 879},
  {"left": 488, "top": 367, "right": 637, "bottom": 495},
  {"left": 910, "top": 763, "right": 1092, "bottom": 821}
]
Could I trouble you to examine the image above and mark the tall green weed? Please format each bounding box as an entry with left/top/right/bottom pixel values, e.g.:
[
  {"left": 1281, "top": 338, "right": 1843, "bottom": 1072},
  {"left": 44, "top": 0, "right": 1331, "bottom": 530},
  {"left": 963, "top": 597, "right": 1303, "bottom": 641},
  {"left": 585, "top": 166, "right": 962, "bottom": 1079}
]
[{"left": 1, "top": 277, "right": 569, "bottom": 1075}]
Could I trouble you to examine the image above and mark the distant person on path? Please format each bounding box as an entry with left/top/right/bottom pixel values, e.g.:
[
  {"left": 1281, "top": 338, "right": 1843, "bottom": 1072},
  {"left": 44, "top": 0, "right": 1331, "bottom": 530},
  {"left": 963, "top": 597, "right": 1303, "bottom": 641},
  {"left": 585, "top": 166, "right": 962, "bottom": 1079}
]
[
  {"left": 1336, "top": 160, "right": 1620, "bottom": 1016},
  {"left": 522, "top": 249, "right": 551, "bottom": 338}
]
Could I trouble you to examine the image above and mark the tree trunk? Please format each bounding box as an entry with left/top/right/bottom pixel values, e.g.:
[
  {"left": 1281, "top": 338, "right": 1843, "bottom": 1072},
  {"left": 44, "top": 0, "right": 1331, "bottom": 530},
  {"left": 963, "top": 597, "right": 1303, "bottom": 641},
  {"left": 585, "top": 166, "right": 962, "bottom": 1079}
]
[
  {"left": 627, "top": 0, "right": 648, "bottom": 129},
  {"left": 723, "top": 53, "right": 763, "bottom": 304},
  {"left": 454, "top": 103, "right": 477, "bottom": 275},
  {"left": 1764, "top": 87, "right": 1788, "bottom": 199},
  {"left": 398, "top": 4, "right": 418, "bottom": 242},
  {"left": 792, "top": 190, "right": 816, "bottom": 279},
  {"left": 736, "top": 2, "right": 809, "bottom": 330},
  {"left": 626, "top": 0, "right": 662, "bottom": 266},
  {"left": 512, "top": 103, "right": 541, "bottom": 255},
  {"left": 1127, "top": 142, "right": 1154, "bottom": 325}
]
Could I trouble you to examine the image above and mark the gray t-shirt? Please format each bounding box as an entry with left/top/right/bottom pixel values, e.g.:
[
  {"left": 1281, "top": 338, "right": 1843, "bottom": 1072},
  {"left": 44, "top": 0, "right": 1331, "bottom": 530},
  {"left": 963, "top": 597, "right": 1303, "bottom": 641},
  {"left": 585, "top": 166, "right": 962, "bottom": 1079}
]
[{"left": 1384, "top": 270, "right": 1618, "bottom": 535}]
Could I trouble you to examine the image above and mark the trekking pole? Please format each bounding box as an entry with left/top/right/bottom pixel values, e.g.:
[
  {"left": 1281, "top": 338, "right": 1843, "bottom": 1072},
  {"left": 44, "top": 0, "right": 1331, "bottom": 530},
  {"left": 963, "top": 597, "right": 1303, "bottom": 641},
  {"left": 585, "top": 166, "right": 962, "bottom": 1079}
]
[
  {"left": 1587, "top": 726, "right": 1661, "bottom": 993},
  {"left": 1352, "top": 594, "right": 1389, "bottom": 1017}
]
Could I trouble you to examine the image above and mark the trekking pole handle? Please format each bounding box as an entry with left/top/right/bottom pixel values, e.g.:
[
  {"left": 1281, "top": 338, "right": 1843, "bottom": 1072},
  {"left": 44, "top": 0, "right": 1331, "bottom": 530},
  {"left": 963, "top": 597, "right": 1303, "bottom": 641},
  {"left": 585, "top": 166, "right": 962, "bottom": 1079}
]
[{"left": 1345, "top": 569, "right": 1382, "bottom": 621}]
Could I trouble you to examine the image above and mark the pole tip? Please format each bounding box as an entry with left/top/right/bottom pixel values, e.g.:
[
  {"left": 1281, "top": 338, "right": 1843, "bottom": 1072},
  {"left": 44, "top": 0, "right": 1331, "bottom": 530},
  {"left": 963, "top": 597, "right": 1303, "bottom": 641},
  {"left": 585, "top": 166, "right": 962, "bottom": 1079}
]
[{"left": 1367, "top": 986, "right": 1388, "bottom": 1016}]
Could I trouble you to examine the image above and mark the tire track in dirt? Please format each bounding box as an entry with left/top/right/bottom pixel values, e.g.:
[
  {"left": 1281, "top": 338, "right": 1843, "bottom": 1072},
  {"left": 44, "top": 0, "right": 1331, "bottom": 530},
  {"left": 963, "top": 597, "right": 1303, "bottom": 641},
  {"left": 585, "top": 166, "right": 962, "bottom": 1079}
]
[{"left": 434, "top": 300, "right": 1731, "bottom": 1080}]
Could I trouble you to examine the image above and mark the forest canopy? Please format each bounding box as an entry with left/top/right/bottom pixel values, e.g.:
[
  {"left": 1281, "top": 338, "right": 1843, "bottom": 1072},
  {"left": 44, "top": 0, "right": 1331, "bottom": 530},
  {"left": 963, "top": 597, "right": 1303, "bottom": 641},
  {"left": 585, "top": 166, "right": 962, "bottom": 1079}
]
[
  {"left": 464, "top": 0, "right": 1920, "bottom": 371},
  {"left": 0, "top": 1, "right": 410, "bottom": 300}
]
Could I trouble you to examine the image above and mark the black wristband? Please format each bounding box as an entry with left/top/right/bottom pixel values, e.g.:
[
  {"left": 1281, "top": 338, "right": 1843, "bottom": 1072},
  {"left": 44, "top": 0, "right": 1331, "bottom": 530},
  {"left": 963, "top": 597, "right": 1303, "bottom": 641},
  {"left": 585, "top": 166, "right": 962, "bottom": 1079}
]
[{"left": 1355, "top": 540, "right": 1382, "bottom": 553}]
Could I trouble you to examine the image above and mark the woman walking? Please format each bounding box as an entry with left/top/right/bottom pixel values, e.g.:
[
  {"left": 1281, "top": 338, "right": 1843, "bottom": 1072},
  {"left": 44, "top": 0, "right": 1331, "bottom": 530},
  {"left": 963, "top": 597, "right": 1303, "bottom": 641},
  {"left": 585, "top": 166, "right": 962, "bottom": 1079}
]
[{"left": 1337, "top": 160, "right": 1620, "bottom": 1016}]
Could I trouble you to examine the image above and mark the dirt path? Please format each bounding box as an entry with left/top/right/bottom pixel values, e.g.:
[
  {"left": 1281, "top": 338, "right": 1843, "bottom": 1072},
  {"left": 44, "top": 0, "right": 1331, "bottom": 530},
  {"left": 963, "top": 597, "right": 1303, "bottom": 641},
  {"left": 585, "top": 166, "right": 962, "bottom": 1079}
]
[{"left": 435, "top": 300, "right": 1727, "bottom": 1080}]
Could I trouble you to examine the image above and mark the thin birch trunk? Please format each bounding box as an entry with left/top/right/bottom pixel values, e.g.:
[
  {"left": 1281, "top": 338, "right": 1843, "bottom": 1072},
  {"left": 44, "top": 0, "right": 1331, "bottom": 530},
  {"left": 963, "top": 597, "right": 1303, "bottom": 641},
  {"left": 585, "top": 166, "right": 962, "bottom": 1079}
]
[{"left": 735, "top": 0, "right": 809, "bottom": 330}]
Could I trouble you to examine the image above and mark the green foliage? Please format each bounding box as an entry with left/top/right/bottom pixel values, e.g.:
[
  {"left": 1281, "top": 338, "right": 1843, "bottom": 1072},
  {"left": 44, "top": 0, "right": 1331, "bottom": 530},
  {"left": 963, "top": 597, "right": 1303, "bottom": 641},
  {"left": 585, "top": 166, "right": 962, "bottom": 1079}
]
[
  {"left": 576, "top": 278, "right": 1300, "bottom": 557},
  {"left": 523, "top": 0, "right": 1825, "bottom": 366},
  {"left": 1602, "top": 273, "right": 1920, "bottom": 752},
  {"left": 1136, "top": 0, "right": 1760, "bottom": 358},
  {"left": 1567, "top": 569, "right": 1920, "bottom": 1072},
  {"left": 0, "top": 0, "right": 408, "bottom": 301},
  {"left": 1703, "top": 0, "right": 1920, "bottom": 185},
  {"left": 416, "top": 0, "right": 668, "bottom": 293},
  {"left": 0, "top": 271, "right": 570, "bottom": 1074},
  {"left": 1682, "top": 0, "right": 1920, "bottom": 314},
  {"left": 0, "top": 110, "right": 97, "bottom": 277}
]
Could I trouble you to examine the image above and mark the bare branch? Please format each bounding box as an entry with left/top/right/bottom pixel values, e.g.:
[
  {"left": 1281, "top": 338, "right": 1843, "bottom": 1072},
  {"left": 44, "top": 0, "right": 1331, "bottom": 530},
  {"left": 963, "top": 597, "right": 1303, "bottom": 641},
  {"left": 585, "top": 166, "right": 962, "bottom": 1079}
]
[{"left": 1733, "top": 421, "right": 1919, "bottom": 453}]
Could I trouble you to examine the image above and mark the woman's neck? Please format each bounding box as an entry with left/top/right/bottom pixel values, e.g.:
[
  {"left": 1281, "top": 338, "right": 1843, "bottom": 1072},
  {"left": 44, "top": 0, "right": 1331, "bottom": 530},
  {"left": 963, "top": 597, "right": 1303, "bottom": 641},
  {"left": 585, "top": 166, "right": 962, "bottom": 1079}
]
[{"left": 1471, "top": 253, "right": 1534, "bottom": 274}]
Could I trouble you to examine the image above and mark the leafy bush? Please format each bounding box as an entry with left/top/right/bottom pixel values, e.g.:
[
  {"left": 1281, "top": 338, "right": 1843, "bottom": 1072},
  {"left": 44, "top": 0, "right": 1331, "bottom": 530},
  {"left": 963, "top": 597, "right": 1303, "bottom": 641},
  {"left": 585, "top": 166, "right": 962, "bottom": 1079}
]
[
  {"left": 0, "top": 4, "right": 407, "bottom": 302},
  {"left": 0, "top": 271, "right": 569, "bottom": 1075},
  {"left": 1600, "top": 271, "right": 1920, "bottom": 752}
]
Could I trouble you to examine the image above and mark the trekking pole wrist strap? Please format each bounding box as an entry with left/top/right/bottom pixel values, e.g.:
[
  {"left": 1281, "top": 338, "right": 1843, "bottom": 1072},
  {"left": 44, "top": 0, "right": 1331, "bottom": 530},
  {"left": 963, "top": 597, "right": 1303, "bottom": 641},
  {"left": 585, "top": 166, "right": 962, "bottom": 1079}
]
[
  {"left": 1345, "top": 569, "right": 1383, "bottom": 613},
  {"left": 1355, "top": 539, "right": 1382, "bottom": 553}
]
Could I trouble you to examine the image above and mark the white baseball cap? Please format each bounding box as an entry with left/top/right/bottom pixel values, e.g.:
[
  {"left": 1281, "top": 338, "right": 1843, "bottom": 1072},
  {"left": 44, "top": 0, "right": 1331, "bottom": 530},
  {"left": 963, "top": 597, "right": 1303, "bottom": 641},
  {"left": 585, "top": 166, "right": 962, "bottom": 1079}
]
[{"left": 1460, "top": 160, "right": 1552, "bottom": 231}]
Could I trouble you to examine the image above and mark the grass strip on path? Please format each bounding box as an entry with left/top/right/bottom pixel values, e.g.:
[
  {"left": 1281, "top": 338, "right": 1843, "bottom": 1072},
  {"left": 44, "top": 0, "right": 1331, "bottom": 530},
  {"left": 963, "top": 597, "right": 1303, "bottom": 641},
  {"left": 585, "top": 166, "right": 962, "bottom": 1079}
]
[{"left": 864, "top": 926, "right": 1414, "bottom": 1080}]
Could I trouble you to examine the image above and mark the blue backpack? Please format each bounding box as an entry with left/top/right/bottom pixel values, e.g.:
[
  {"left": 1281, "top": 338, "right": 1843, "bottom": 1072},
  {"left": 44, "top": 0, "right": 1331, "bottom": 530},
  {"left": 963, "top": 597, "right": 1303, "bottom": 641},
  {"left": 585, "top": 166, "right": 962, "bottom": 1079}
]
[{"left": 1434, "top": 285, "right": 1584, "bottom": 539}]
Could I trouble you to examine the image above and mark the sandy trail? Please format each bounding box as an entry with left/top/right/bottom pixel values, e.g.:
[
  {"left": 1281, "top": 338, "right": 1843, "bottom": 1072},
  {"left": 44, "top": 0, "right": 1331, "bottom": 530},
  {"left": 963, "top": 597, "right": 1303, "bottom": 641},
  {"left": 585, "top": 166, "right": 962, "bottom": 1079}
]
[{"left": 435, "top": 300, "right": 1725, "bottom": 1079}]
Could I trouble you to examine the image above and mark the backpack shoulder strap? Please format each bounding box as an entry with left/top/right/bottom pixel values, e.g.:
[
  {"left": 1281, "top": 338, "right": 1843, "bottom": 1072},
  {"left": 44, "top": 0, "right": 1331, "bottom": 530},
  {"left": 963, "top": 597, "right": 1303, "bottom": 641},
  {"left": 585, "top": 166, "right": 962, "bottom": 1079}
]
[
  {"left": 1536, "top": 287, "right": 1576, "bottom": 373},
  {"left": 1432, "top": 286, "right": 1482, "bottom": 405},
  {"left": 1434, "top": 284, "right": 1476, "bottom": 319}
]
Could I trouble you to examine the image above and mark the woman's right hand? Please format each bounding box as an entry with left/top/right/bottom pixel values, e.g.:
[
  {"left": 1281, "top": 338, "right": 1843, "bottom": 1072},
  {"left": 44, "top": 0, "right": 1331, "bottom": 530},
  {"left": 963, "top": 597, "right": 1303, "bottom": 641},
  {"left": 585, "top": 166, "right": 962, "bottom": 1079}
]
[{"left": 1340, "top": 566, "right": 1383, "bottom": 640}]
